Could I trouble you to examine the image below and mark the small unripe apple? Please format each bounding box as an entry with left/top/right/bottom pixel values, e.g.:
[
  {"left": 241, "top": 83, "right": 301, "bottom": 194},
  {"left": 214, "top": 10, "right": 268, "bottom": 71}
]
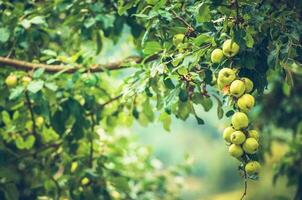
[
  {"left": 211, "top": 49, "right": 224, "bottom": 63},
  {"left": 243, "top": 138, "right": 259, "bottom": 154},
  {"left": 217, "top": 68, "right": 236, "bottom": 85},
  {"left": 36, "top": 116, "right": 44, "bottom": 127},
  {"left": 173, "top": 34, "right": 185, "bottom": 46},
  {"left": 22, "top": 76, "right": 32, "bottom": 86},
  {"left": 230, "top": 80, "right": 246, "bottom": 97},
  {"left": 5, "top": 74, "right": 17, "bottom": 87},
  {"left": 237, "top": 94, "right": 255, "bottom": 112},
  {"left": 223, "top": 126, "right": 236, "bottom": 143},
  {"left": 245, "top": 161, "right": 261, "bottom": 175},
  {"left": 241, "top": 77, "right": 254, "bottom": 93},
  {"left": 229, "top": 144, "right": 244, "bottom": 158},
  {"left": 231, "top": 112, "right": 249, "bottom": 130},
  {"left": 248, "top": 130, "right": 259, "bottom": 141},
  {"left": 222, "top": 39, "right": 240, "bottom": 57},
  {"left": 230, "top": 131, "right": 246, "bottom": 144},
  {"left": 81, "top": 177, "right": 90, "bottom": 185},
  {"left": 70, "top": 161, "right": 78, "bottom": 173}
]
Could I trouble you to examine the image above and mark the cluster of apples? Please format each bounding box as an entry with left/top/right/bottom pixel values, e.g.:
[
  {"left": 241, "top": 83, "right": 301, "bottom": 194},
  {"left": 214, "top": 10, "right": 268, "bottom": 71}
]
[
  {"left": 5, "top": 74, "right": 31, "bottom": 87},
  {"left": 211, "top": 39, "right": 261, "bottom": 176}
]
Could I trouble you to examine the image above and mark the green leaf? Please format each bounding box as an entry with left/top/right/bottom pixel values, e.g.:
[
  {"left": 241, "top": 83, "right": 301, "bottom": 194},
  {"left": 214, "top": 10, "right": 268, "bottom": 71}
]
[
  {"left": 45, "top": 82, "right": 58, "bottom": 91},
  {"left": 30, "top": 16, "right": 46, "bottom": 25},
  {"left": 159, "top": 112, "right": 172, "bottom": 131},
  {"left": 9, "top": 86, "right": 24, "bottom": 100},
  {"left": 143, "top": 41, "right": 162, "bottom": 55},
  {"left": 192, "top": 34, "right": 213, "bottom": 46},
  {"left": 244, "top": 32, "right": 254, "bottom": 48},
  {"left": 23, "top": 135, "right": 35, "bottom": 149},
  {"left": 179, "top": 89, "right": 189, "bottom": 102},
  {"left": 33, "top": 68, "right": 45, "bottom": 78},
  {"left": 196, "top": 3, "right": 211, "bottom": 23},
  {"left": 3, "top": 183, "right": 19, "bottom": 200},
  {"left": 177, "top": 101, "right": 191, "bottom": 120},
  {"left": 2, "top": 111, "right": 11, "bottom": 126},
  {"left": 27, "top": 80, "right": 44, "bottom": 93},
  {"left": 0, "top": 27, "right": 10, "bottom": 43},
  {"left": 195, "top": 116, "right": 205, "bottom": 125}
]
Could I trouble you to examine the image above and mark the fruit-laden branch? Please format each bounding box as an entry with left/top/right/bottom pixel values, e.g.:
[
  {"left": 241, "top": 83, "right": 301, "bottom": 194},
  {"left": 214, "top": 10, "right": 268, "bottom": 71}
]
[{"left": 0, "top": 56, "right": 145, "bottom": 73}]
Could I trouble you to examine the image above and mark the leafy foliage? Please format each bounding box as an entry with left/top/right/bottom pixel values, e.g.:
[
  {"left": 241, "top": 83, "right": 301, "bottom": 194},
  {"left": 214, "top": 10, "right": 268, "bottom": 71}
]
[{"left": 0, "top": 0, "right": 302, "bottom": 199}]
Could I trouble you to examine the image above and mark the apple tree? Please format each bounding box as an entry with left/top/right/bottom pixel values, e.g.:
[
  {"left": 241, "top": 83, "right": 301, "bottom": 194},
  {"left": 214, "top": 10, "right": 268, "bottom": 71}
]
[{"left": 0, "top": 0, "right": 301, "bottom": 200}]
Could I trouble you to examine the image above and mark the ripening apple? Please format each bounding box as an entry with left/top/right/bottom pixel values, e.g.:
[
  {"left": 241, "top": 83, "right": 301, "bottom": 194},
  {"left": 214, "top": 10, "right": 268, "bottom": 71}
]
[
  {"left": 229, "top": 144, "right": 244, "bottom": 158},
  {"left": 243, "top": 138, "right": 259, "bottom": 154},
  {"left": 248, "top": 130, "right": 259, "bottom": 141},
  {"left": 223, "top": 126, "right": 236, "bottom": 143},
  {"left": 230, "top": 80, "right": 246, "bottom": 97},
  {"left": 237, "top": 94, "right": 255, "bottom": 112},
  {"left": 5, "top": 74, "right": 17, "bottom": 87},
  {"left": 241, "top": 77, "right": 254, "bottom": 93},
  {"left": 230, "top": 131, "right": 246, "bottom": 144},
  {"left": 222, "top": 39, "right": 240, "bottom": 57},
  {"left": 36, "top": 116, "right": 44, "bottom": 127},
  {"left": 22, "top": 76, "right": 32, "bottom": 86},
  {"left": 231, "top": 112, "right": 249, "bottom": 130},
  {"left": 245, "top": 161, "right": 261, "bottom": 175},
  {"left": 211, "top": 49, "right": 224, "bottom": 63},
  {"left": 173, "top": 34, "right": 185, "bottom": 46},
  {"left": 217, "top": 68, "right": 236, "bottom": 85}
]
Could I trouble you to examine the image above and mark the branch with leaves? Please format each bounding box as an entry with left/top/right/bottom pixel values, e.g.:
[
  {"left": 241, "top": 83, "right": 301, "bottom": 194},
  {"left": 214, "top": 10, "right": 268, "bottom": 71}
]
[{"left": 0, "top": 56, "right": 142, "bottom": 73}]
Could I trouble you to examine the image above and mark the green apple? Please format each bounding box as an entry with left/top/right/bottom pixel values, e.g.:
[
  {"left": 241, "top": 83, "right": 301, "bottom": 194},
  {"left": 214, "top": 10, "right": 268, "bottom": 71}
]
[
  {"left": 241, "top": 77, "right": 254, "bottom": 93},
  {"left": 173, "top": 34, "right": 185, "bottom": 46},
  {"left": 229, "top": 144, "right": 244, "bottom": 158},
  {"left": 22, "top": 76, "right": 32, "bottom": 86},
  {"left": 248, "top": 130, "right": 259, "bottom": 141},
  {"left": 231, "top": 112, "right": 249, "bottom": 130},
  {"left": 243, "top": 138, "right": 259, "bottom": 154},
  {"left": 211, "top": 48, "right": 224, "bottom": 63},
  {"left": 5, "top": 74, "right": 17, "bottom": 87},
  {"left": 245, "top": 161, "right": 261, "bottom": 175},
  {"left": 230, "top": 131, "right": 246, "bottom": 144},
  {"left": 70, "top": 161, "right": 78, "bottom": 173},
  {"left": 222, "top": 39, "right": 240, "bottom": 57},
  {"left": 237, "top": 94, "right": 255, "bottom": 112},
  {"left": 217, "top": 68, "right": 236, "bottom": 85},
  {"left": 230, "top": 80, "right": 246, "bottom": 97},
  {"left": 36, "top": 116, "right": 44, "bottom": 127},
  {"left": 223, "top": 126, "right": 236, "bottom": 143},
  {"left": 81, "top": 177, "right": 90, "bottom": 185}
]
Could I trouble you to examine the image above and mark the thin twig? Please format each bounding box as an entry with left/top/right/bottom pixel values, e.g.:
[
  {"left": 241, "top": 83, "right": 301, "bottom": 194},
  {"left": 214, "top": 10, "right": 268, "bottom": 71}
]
[
  {"left": 100, "top": 94, "right": 123, "bottom": 107},
  {"left": 233, "top": 0, "right": 240, "bottom": 28},
  {"left": 25, "top": 91, "right": 37, "bottom": 137},
  {"left": 89, "top": 112, "right": 96, "bottom": 168},
  {"left": 171, "top": 9, "right": 195, "bottom": 31},
  {"left": 240, "top": 170, "right": 248, "bottom": 200},
  {"left": 50, "top": 176, "right": 61, "bottom": 200}
]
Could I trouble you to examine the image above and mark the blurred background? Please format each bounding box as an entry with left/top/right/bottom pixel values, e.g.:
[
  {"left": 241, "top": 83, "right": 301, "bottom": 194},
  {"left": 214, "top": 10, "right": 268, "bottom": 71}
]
[{"left": 132, "top": 106, "right": 295, "bottom": 200}]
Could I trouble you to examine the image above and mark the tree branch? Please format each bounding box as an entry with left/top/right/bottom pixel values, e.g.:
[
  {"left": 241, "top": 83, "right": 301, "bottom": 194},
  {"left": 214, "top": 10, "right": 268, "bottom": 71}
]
[
  {"left": 0, "top": 56, "right": 143, "bottom": 73},
  {"left": 171, "top": 10, "right": 195, "bottom": 32}
]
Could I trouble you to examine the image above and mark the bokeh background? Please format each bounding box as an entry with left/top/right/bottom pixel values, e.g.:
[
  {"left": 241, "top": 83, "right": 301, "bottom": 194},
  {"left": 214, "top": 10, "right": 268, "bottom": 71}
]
[{"left": 133, "top": 107, "right": 294, "bottom": 200}]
